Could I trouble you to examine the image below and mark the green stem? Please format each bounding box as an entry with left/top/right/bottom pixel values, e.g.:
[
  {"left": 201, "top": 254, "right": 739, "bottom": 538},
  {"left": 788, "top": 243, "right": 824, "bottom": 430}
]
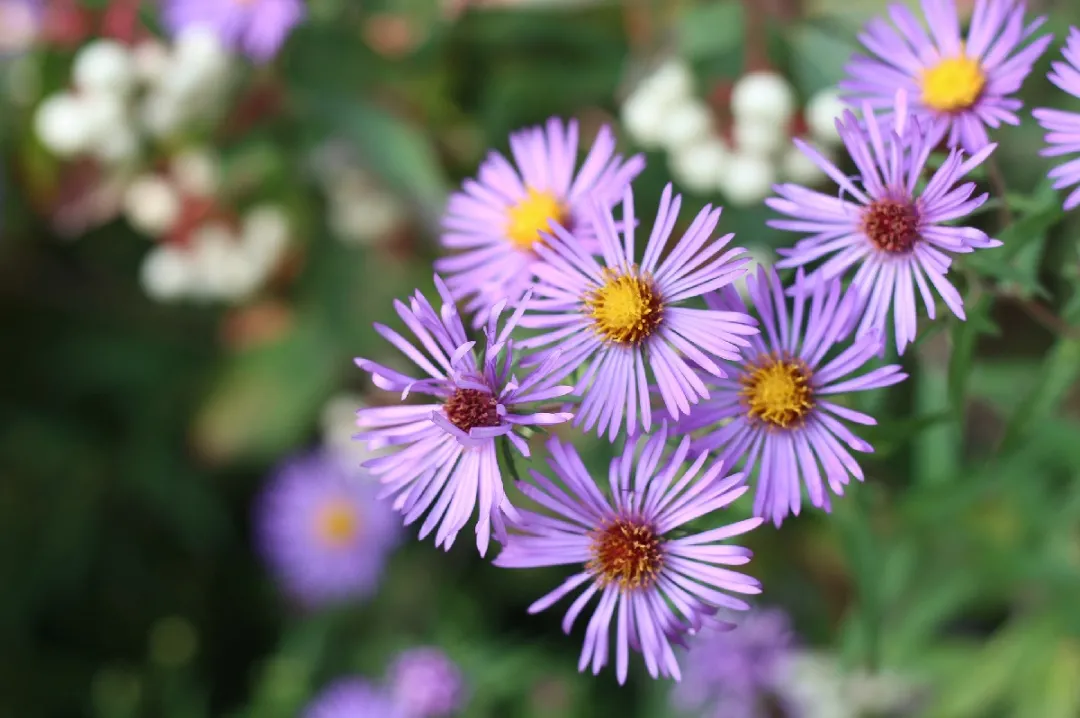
[{"left": 499, "top": 436, "right": 523, "bottom": 484}]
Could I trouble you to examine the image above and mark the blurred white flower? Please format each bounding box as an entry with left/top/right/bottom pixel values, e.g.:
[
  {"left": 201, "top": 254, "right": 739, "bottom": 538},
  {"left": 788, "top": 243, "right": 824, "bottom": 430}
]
[
  {"left": 658, "top": 97, "right": 714, "bottom": 150},
  {"left": 187, "top": 223, "right": 259, "bottom": 302},
  {"left": 170, "top": 149, "right": 220, "bottom": 197},
  {"left": 123, "top": 175, "right": 182, "bottom": 237},
  {"left": 667, "top": 136, "right": 729, "bottom": 194},
  {"left": 731, "top": 71, "right": 796, "bottom": 128},
  {"left": 621, "top": 57, "right": 696, "bottom": 149},
  {"left": 620, "top": 90, "right": 669, "bottom": 149},
  {"left": 780, "top": 142, "right": 828, "bottom": 185},
  {"left": 330, "top": 192, "right": 405, "bottom": 246},
  {"left": 321, "top": 393, "right": 386, "bottom": 464},
  {"left": 639, "top": 58, "right": 694, "bottom": 108},
  {"left": 73, "top": 40, "right": 136, "bottom": 97},
  {"left": 720, "top": 152, "right": 776, "bottom": 207},
  {"left": 34, "top": 93, "right": 95, "bottom": 157},
  {"left": 241, "top": 204, "right": 290, "bottom": 271},
  {"left": 141, "top": 245, "right": 195, "bottom": 301},
  {"left": 132, "top": 40, "right": 172, "bottom": 86},
  {"left": 733, "top": 118, "right": 788, "bottom": 157},
  {"left": 734, "top": 244, "right": 775, "bottom": 301},
  {"left": 776, "top": 650, "right": 856, "bottom": 718},
  {"left": 806, "top": 88, "right": 847, "bottom": 146},
  {"left": 93, "top": 126, "right": 140, "bottom": 164}
]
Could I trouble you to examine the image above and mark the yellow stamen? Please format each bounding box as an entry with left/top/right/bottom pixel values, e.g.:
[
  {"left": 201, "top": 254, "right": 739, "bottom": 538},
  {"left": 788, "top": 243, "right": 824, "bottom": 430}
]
[
  {"left": 585, "top": 268, "right": 664, "bottom": 345},
  {"left": 920, "top": 54, "right": 985, "bottom": 113},
  {"left": 506, "top": 189, "right": 566, "bottom": 252},
  {"left": 315, "top": 500, "right": 360, "bottom": 548},
  {"left": 740, "top": 355, "right": 814, "bottom": 429}
]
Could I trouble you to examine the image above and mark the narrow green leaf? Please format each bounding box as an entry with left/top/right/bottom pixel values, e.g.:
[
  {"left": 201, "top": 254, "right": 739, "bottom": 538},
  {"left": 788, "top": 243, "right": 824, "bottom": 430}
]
[{"left": 1000, "top": 336, "right": 1080, "bottom": 453}]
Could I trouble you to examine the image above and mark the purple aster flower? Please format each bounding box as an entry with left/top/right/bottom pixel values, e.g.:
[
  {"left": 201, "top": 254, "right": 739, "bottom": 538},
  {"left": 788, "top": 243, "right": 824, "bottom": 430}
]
[
  {"left": 680, "top": 267, "right": 907, "bottom": 527},
  {"left": 768, "top": 91, "right": 999, "bottom": 354},
  {"left": 254, "top": 450, "right": 402, "bottom": 608},
  {"left": 493, "top": 424, "right": 764, "bottom": 685},
  {"left": 672, "top": 608, "right": 799, "bottom": 718},
  {"left": 162, "top": 0, "right": 306, "bottom": 62},
  {"left": 387, "top": 647, "right": 466, "bottom": 718},
  {"left": 0, "top": 0, "right": 41, "bottom": 57},
  {"left": 841, "top": 0, "right": 1051, "bottom": 153},
  {"left": 354, "top": 276, "right": 573, "bottom": 556},
  {"left": 1034, "top": 28, "right": 1080, "bottom": 211},
  {"left": 519, "top": 184, "right": 759, "bottom": 441},
  {"left": 303, "top": 678, "right": 400, "bottom": 718},
  {"left": 436, "top": 118, "right": 645, "bottom": 327}
]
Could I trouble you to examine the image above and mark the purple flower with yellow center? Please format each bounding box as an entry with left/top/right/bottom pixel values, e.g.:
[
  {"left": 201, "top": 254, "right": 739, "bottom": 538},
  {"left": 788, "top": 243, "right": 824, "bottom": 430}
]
[
  {"left": 841, "top": 0, "right": 1051, "bottom": 153},
  {"left": 768, "top": 92, "right": 998, "bottom": 354},
  {"left": 672, "top": 608, "right": 799, "bottom": 718},
  {"left": 303, "top": 678, "right": 400, "bottom": 718},
  {"left": 255, "top": 450, "right": 402, "bottom": 608},
  {"left": 436, "top": 118, "right": 645, "bottom": 327},
  {"left": 354, "top": 276, "right": 573, "bottom": 556},
  {"left": 1034, "top": 27, "right": 1080, "bottom": 211},
  {"left": 680, "top": 267, "right": 906, "bottom": 527},
  {"left": 494, "top": 424, "right": 764, "bottom": 685},
  {"left": 519, "top": 184, "right": 758, "bottom": 441},
  {"left": 388, "top": 647, "right": 466, "bottom": 718},
  {"left": 162, "top": 0, "right": 306, "bottom": 62}
]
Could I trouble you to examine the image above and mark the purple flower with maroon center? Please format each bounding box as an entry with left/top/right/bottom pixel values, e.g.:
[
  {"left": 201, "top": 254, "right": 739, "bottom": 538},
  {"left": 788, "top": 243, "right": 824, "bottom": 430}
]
[
  {"left": 162, "top": 0, "right": 306, "bottom": 62},
  {"left": 679, "top": 267, "right": 906, "bottom": 527},
  {"left": 436, "top": 118, "right": 644, "bottom": 328},
  {"left": 841, "top": 0, "right": 1051, "bottom": 153},
  {"left": 354, "top": 276, "right": 573, "bottom": 556},
  {"left": 1033, "top": 27, "right": 1080, "bottom": 211},
  {"left": 494, "top": 424, "right": 764, "bottom": 685},
  {"left": 767, "top": 91, "right": 999, "bottom": 354}
]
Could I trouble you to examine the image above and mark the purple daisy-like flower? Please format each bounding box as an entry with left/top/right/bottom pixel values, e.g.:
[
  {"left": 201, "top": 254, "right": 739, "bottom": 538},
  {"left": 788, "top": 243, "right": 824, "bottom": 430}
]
[
  {"left": 1034, "top": 28, "right": 1080, "bottom": 211},
  {"left": 162, "top": 0, "right": 306, "bottom": 62},
  {"left": 254, "top": 450, "right": 402, "bottom": 608},
  {"left": 387, "top": 647, "right": 466, "bottom": 718},
  {"left": 519, "top": 184, "right": 758, "bottom": 440},
  {"left": 436, "top": 118, "right": 645, "bottom": 327},
  {"left": 680, "top": 267, "right": 907, "bottom": 527},
  {"left": 354, "top": 276, "right": 573, "bottom": 556},
  {"left": 672, "top": 608, "right": 799, "bottom": 718},
  {"left": 841, "top": 0, "right": 1051, "bottom": 153},
  {"left": 303, "top": 678, "right": 400, "bottom": 718},
  {"left": 494, "top": 424, "right": 764, "bottom": 685},
  {"left": 768, "top": 92, "right": 999, "bottom": 354}
]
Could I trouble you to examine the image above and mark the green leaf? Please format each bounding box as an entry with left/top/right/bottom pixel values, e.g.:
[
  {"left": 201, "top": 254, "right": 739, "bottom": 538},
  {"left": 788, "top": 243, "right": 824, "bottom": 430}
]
[
  {"left": 946, "top": 295, "right": 994, "bottom": 416},
  {"left": 999, "top": 336, "right": 1080, "bottom": 453},
  {"left": 676, "top": 2, "right": 745, "bottom": 61},
  {"left": 786, "top": 21, "right": 861, "bottom": 96},
  {"left": 1014, "top": 641, "right": 1080, "bottom": 718}
]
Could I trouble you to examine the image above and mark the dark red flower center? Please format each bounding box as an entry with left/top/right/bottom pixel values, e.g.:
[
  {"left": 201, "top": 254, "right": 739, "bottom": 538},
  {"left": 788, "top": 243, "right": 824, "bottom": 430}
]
[
  {"left": 444, "top": 388, "right": 500, "bottom": 433},
  {"left": 862, "top": 199, "right": 920, "bottom": 254},
  {"left": 587, "top": 518, "right": 664, "bottom": 590}
]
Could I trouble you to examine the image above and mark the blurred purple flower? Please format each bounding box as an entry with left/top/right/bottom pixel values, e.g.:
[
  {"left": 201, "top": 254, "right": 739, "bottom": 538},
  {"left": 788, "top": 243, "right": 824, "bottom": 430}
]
[
  {"left": 436, "top": 117, "right": 644, "bottom": 327},
  {"left": 494, "top": 424, "right": 764, "bottom": 685},
  {"left": 672, "top": 608, "right": 798, "bottom": 718},
  {"left": 354, "top": 276, "right": 573, "bottom": 557},
  {"left": 1034, "top": 27, "right": 1080, "bottom": 211},
  {"left": 162, "top": 0, "right": 305, "bottom": 62},
  {"left": 768, "top": 92, "right": 998, "bottom": 354},
  {"left": 519, "top": 184, "right": 758, "bottom": 441},
  {"left": 681, "top": 267, "right": 906, "bottom": 527},
  {"left": 388, "top": 647, "right": 466, "bottom": 718},
  {"left": 255, "top": 450, "right": 401, "bottom": 608},
  {"left": 841, "top": 0, "right": 1051, "bottom": 153},
  {"left": 0, "top": 0, "right": 41, "bottom": 57},
  {"left": 303, "top": 678, "right": 400, "bottom": 718}
]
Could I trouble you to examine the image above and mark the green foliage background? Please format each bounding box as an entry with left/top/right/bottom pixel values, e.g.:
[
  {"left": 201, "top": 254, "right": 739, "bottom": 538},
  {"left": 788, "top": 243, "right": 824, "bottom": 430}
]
[{"left": 4, "top": 1, "right": 1080, "bottom": 716}]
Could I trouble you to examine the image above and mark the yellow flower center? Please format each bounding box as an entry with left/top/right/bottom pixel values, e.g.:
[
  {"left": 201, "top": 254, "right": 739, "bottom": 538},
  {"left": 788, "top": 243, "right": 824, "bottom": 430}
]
[
  {"left": 506, "top": 189, "right": 567, "bottom": 252},
  {"left": 740, "top": 355, "right": 815, "bottom": 429},
  {"left": 585, "top": 268, "right": 664, "bottom": 345},
  {"left": 920, "top": 55, "right": 985, "bottom": 113},
  {"left": 587, "top": 519, "right": 663, "bottom": 591},
  {"left": 314, "top": 500, "right": 361, "bottom": 548}
]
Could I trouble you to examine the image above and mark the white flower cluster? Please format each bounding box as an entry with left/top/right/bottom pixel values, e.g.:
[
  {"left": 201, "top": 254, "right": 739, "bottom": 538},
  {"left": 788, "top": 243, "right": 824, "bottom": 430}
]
[
  {"left": 778, "top": 650, "right": 921, "bottom": 718},
  {"left": 32, "top": 28, "right": 233, "bottom": 163},
  {"left": 308, "top": 140, "right": 407, "bottom": 247},
  {"left": 621, "top": 59, "right": 848, "bottom": 205}
]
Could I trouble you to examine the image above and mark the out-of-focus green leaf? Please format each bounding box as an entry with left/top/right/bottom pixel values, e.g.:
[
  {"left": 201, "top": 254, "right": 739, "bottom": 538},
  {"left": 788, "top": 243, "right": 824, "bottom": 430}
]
[
  {"left": 1013, "top": 638, "right": 1080, "bottom": 718},
  {"left": 786, "top": 21, "right": 860, "bottom": 96},
  {"left": 947, "top": 295, "right": 994, "bottom": 416},
  {"left": 999, "top": 336, "right": 1080, "bottom": 453},
  {"left": 676, "top": 2, "right": 744, "bottom": 60}
]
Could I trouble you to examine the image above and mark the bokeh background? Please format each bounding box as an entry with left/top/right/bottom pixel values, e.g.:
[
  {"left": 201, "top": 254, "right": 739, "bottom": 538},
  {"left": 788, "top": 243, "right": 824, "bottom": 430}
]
[{"left": 5, "top": 0, "right": 1080, "bottom": 716}]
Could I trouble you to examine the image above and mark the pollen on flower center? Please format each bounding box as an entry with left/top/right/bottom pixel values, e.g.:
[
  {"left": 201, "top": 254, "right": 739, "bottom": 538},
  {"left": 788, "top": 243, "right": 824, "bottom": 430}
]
[
  {"left": 444, "top": 388, "right": 500, "bottom": 433},
  {"left": 587, "top": 518, "right": 664, "bottom": 590},
  {"left": 862, "top": 199, "right": 920, "bottom": 254},
  {"left": 314, "top": 500, "right": 360, "bottom": 548},
  {"left": 506, "top": 188, "right": 567, "bottom": 252},
  {"left": 585, "top": 268, "right": 664, "bottom": 345},
  {"left": 740, "top": 355, "right": 815, "bottom": 429},
  {"left": 920, "top": 55, "right": 985, "bottom": 113}
]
